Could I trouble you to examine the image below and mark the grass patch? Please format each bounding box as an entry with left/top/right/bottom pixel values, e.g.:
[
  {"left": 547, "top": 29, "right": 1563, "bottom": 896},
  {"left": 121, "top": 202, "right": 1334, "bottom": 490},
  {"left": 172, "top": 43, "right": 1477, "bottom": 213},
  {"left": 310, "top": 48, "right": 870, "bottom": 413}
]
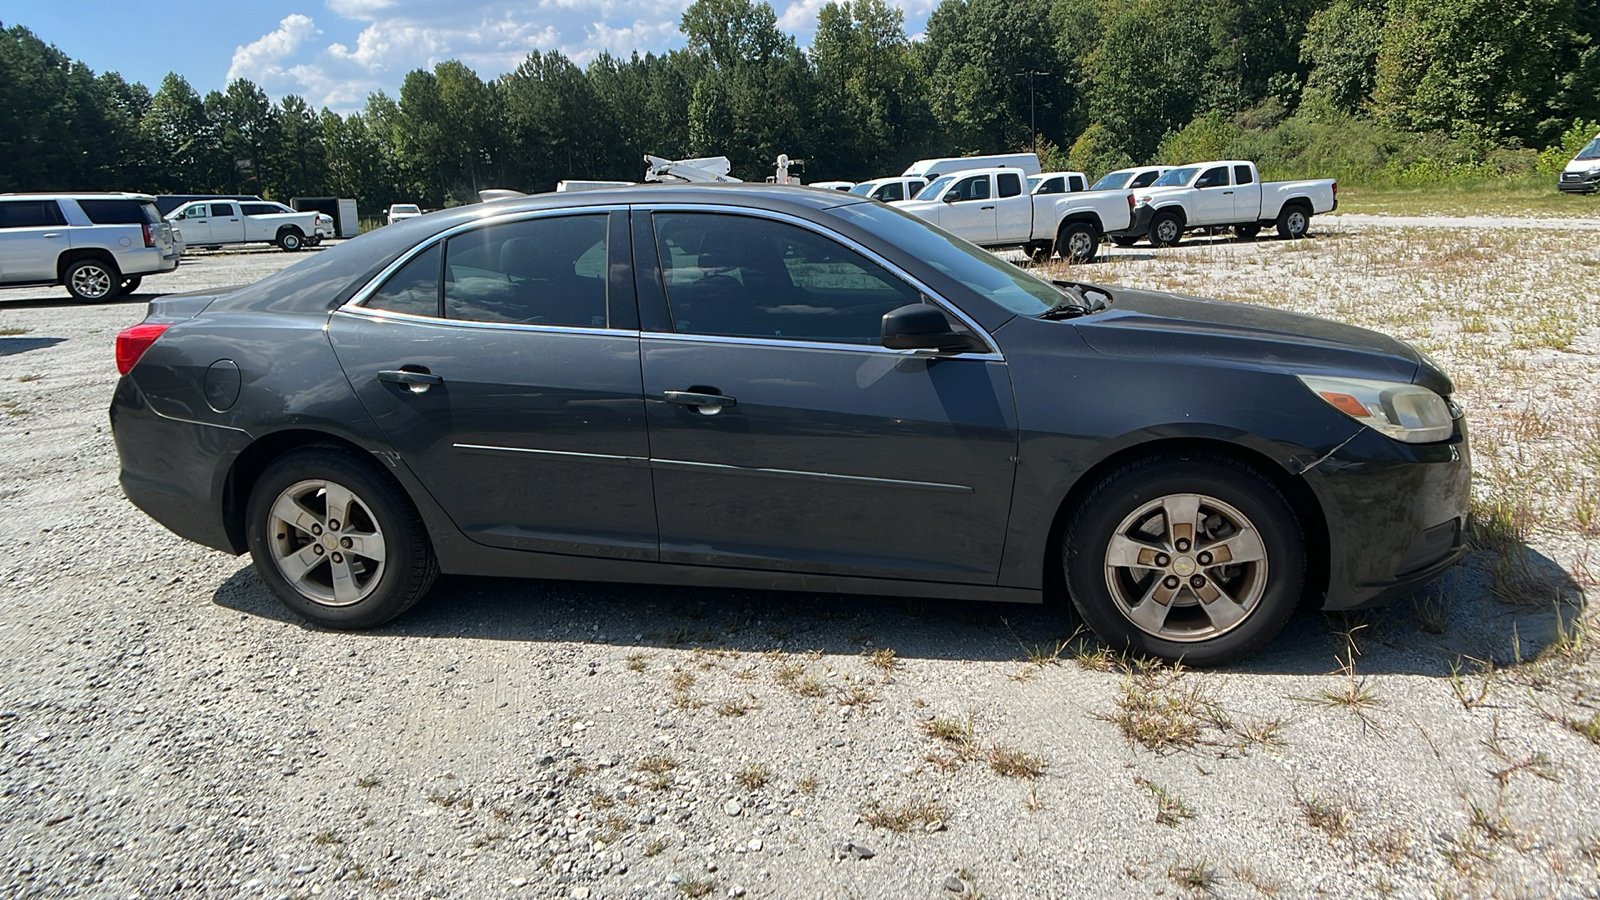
[
  {"left": 734, "top": 763, "right": 770, "bottom": 791},
  {"left": 1135, "top": 776, "right": 1195, "bottom": 827},
  {"left": 860, "top": 797, "right": 944, "bottom": 832},
  {"left": 714, "top": 697, "right": 754, "bottom": 717},
  {"left": 1296, "top": 791, "right": 1352, "bottom": 841},
  {"left": 986, "top": 745, "right": 1046, "bottom": 778}
]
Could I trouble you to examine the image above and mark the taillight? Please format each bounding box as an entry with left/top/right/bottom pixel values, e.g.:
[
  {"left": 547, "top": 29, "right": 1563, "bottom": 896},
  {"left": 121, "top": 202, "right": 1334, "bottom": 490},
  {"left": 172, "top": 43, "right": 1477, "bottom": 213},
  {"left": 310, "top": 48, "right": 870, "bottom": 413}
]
[
  {"left": 141, "top": 222, "right": 155, "bottom": 248},
  {"left": 116, "top": 323, "right": 170, "bottom": 375},
  {"left": 1332, "top": 181, "right": 1338, "bottom": 197},
  {"left": 1127, "top": 193, "right": 1135, "bottom": 211}
]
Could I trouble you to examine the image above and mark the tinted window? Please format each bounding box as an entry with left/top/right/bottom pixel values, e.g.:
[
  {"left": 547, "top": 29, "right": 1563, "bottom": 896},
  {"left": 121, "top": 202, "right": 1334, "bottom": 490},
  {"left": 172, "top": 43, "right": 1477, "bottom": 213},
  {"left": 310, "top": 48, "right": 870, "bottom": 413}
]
[
  {"left": 0, "top": 200, "right": 65, "bottom": 228},
  {"left": 873, "top": 182, "right": 904, "bottom": 202},
  {"left": 210, "top": 203, "right": 236, "bottom": 217},
  {"left": 241, "top": 203, "right": 280, "bottom": 216},
  {"left": 1233, "top": 165, "right": 1254, "bottom": 185},
  {"left": 997, "top": 173, "right": 1022, "bottom": 198},
  {"left": 910, "top": 180, "right": 925, "bottom": 195},
  {"left": 849, "top": 183, "right": 875, "bottom": 196},
  {"left": 1036, "top": 177, "right": 1064, "bottom": 195},
  {"left": 654, "top": 212, "right": 919, "bottom": 345},
  {"left": 1069, "top": 175, "right": 1086, "bottom": 192},
  {"left": 1195, "top": 167, "right": 1229, "bottom": 188},
  {"left": 949, "top": 175, "right": 990, "bottom": 202},
  {"left": 365, "top": 243, "right": 442, "bottom": 317},
  {"left": 1129, "top": 171, "right": 1161, "bottom": 189},
  {"left": 77, "top": 199, "right": 146, "bottom": 225},
  {"left": 444, "top": 215, "right": 608, "bottom": 327}
]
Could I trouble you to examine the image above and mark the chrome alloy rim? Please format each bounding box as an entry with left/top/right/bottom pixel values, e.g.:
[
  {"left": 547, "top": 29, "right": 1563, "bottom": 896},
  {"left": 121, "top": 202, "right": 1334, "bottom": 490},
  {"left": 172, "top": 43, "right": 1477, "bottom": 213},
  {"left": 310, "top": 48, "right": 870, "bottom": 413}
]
[
  {"left": 71, "top": 265, "right": 113, "bottom": 299},
  {"left": 1154, "top": 218, "right": 1179, "bottom": 243},
  {"left": 267, "top": 479, "right": 387, "bottom": 607},
  {"left": 1103, "top": 493, "right": 1268, "bottom": 642},
  {"left": 1067, "top": 229, "right": 1095, "bottom": 259},
  {"left": 1286, "top": 211, "right": 1307, "bottom": 235}
]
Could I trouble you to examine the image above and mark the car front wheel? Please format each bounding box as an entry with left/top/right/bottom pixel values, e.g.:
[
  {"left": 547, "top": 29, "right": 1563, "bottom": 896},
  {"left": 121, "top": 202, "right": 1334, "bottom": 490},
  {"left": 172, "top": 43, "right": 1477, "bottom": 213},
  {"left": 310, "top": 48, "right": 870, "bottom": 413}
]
[
  {"left": 246, "top": 446, "right": 437, "bottom": 629},
  {"left": 1062, "top": 453, "right": 1305, "bottom": 665},
  {"left": 65, "top": 258, "right": 120, "bottom": 302},
  {"left": 1149, "top": 212, "right": 1184, "bottom": 247}
]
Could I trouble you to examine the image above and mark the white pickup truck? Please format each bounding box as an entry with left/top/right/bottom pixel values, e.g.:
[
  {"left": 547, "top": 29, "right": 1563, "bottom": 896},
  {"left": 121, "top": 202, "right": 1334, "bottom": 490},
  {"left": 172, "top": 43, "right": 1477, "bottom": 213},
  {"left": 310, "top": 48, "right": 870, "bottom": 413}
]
[
  {"left": 166, "top": 199, "right": 331, "bottom": 251},
  {"left": 1120, "top": 160, "right": 1336, "bottom": 246},
  {"left": 896, "top": 166, "right": 1134, "bottom": 263}
]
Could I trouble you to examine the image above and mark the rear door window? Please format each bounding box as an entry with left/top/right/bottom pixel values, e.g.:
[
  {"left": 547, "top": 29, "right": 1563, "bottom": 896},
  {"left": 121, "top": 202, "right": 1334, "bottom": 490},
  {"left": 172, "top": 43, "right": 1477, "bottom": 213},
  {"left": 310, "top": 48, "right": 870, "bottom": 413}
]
[
  {"left": 241, "top": 203, "right": 280, "bottom": 216},
  {"left": 364, "top": 244, "right": 442, "bottom": 318},
  {"left": 210, "top": 203, "right": 236, "bottom": 217},
  {"left": 1233, "top": 165, "right": 1254, "bottom": 185},
  {"left": 873, "top": 182, "right": 904, "bottom": 202},
  {"left": 1069, "top": 175, "right": 1086, "bottom": 192},
  {"left": 0, "top": 200, "right": 66, "bottom": 228},
  {"left": 1129, "top": 171, "right": 1161, "bottom": 189},
  {"left": 997, "top": 173, "right": 1022, "bottom": 198},
  {"left": 443, "top": 215, "right": 609, "bottom": 327}
]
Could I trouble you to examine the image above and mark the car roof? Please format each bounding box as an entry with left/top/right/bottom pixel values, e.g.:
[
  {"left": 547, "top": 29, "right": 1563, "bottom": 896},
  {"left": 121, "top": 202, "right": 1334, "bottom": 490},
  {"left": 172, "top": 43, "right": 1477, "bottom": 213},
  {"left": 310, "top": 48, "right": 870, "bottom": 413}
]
[{"left": 0, "top": 191, "right": 157, "bottom": 201}]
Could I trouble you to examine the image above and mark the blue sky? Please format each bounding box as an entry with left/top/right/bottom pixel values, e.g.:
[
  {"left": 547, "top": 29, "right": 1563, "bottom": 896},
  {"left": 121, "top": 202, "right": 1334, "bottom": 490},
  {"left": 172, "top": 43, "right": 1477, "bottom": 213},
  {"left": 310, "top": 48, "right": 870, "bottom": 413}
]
[{"left": 0, "top": 1, "right": 937, "bottom": 113}]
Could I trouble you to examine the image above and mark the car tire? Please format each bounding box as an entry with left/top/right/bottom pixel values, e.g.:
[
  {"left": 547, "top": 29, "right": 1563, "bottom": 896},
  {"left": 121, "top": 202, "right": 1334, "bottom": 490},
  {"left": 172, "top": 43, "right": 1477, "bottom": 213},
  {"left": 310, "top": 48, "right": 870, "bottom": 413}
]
[
  {"left": 1149, "top": 211, "right": 1184, "bottom": 247},
  {"left": 1233, "top": 224, "right": 1260, "bottom": 241},
  {"left": 1275, "top": 204, "right": 1310, "bottom": 239},
  {"left": 307, "top": 236, "right": 323, "bottom": 247},
  {"left": 120, "top": 275, "right": 142, "bottom": 294},
  {"left": 246, "top": 445, "right": 438, "bottom": 629},
  {"left": 1111, "top": 235, "right": 1140, "bottom": 248},
  {"left": 1026, "top": 241, "right": 1053, "bottom": 264},
  {"left": 64, "top": 258, "right": 121, "bottom": 302},
  {"left": 1055, "top": 222, "right": 1100, "bottom": 264},
  {"left": 1062, "top": 452, "right": 1305, "bottom": 666},
  {"left": 278, "top": 230, "right": 304, "bottom": 252}
]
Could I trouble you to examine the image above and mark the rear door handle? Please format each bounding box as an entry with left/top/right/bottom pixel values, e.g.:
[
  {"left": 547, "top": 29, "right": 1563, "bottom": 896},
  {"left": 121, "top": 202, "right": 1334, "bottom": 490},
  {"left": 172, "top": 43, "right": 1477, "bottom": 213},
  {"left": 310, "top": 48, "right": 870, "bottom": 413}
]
[
  {"left": 378, "top": 369, "right": 443, "bottom": 392},
  {"left": 664, "top": 390, "right": 736, "bottom": 415},
  {"left": 43, "top": 233, "right": 63, "bottom": 239}
]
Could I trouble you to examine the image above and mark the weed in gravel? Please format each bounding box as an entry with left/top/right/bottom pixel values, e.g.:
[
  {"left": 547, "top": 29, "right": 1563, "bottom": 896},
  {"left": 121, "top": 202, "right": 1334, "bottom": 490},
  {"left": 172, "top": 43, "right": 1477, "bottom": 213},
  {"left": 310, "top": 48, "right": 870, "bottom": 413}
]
[
  {"left": 734, "top": 763, "right": 770, "bottom": 790},
  {"left": 644, "top": 838, "right": 668, "bottom": 857},
  {"left": 866, "top": 647, "right": 899, "bottom": 678},
  {"left": 678, "top": 876, "right": 716, "bottom": 897},
  {"left": 773, "top": 658, "right": 803, "bottom": 688},
  {"left": 794, "top": 673, "right": 829, "bottom": 698},
  {"left": 0, "top": 326, "right": 28, "bottom": 336},
  {"left": 355, "top": 774, "right": 382, "bottom": 789},
  {"left": 634, "top": 754, "right": 678, "bottom": 791},
  {"left": 1413, "top": 589, "right": 1455, "bottom": 634},
  {"left": 1295, "top": 790, "right": 1352, "bottom": 841},
  {"left": 1230, "top": 863, "right": 1281, "bottom": 897},
  {"left": 714, "top": 697, "right": 755, "bottom": 717},
  {"left": 1543, "top": 707, "right": 1600, "bottom": 745},
  {"left": 798, "top": 775, "right": 818, "bottom": 794},
  {"left": 861, "top": 797, "right": 944, "bottom": 832},
  {"left": 625, "top": 652, "right": 648, "bottom": 672},
  {"left": 1293, "top": 630, "right": 1383, "bottom": 729},
  {"left": 1366, "top": 828, "right": 1413, "bottom": 866},
  {"left": 16, "top": 373, "right": 40, "bottom": 382},
  {"left": 986, "top": 745, "right": 1046, "bottom": 778},
  {"left": 427, "top": 789, "right": 466, "bottom": 807},
  {"left": 311, "top": 829, "right": 343, "bottom": 845},
  {"left": 1466, "top": 798, "right": 1521, "bottom": 846},
  {"left": 1485, "top": 720, "right": 1560, "bottom": 784},
  {"left": 1099, "top": 665, "right": 1214, "bottom": 753},
  {"left": 1448, "top": 656, "right": 1496, "bottom": 710},
  {"left": 1230, "top": 715, "right": 1289, "bottom": 753},
  {"left": 374, "top": 875, "right": 399, "bottom": 890},
  {"left": 1166, "top": 858, "right": 1220, "bottom": 898},
  {"left": 838, "top": 682, "right": 876, "bottom": 707},
  {"left": 1135, "top": 776, "right": 1195, "bottom": 826}
]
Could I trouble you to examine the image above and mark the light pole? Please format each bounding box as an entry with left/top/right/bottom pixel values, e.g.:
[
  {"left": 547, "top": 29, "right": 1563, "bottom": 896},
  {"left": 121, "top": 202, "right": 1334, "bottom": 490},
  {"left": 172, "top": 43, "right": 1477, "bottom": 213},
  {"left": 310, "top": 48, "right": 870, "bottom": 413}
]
[{"left": 1015, "top": 70, "right": 1052, "bottom": 144}]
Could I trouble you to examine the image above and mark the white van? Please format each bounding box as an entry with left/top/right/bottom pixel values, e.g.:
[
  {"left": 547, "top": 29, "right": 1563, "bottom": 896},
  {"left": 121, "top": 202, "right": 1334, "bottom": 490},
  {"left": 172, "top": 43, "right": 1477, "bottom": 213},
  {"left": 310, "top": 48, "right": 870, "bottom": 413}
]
[
  {"left": 902, "top": 153, "right": 1042, "bottom": 180},
  {"left": 1559, "top": 132, "right": 1600, "bottom": 193}
]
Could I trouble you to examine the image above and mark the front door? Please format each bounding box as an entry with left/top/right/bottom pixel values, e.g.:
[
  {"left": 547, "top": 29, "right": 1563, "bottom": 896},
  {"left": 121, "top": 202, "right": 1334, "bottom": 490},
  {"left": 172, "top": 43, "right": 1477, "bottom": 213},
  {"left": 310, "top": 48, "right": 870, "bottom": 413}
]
[
  {"left": 329, "top": 209, "right": 657, "bottom": 559},
  {"left": 940, "top": 174, "right": 999, "bottom": 244},
  {"left": 1190, "top": 166, "right": 1235, "bottom": 225},
  {"left": 636, "top": 209, "right": 1018, "bottom": 583},
  {"left": 173, "top": 203, "right": 213, "bottom": 244}
]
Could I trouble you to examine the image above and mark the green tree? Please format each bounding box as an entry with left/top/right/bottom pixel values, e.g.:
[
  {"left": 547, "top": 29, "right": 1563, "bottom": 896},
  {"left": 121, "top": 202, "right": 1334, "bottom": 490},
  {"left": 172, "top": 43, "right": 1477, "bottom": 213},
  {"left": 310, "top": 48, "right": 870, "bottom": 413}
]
[
  {"left": 1300, "top": 0, "right": 1387, "bottom": 115},
  {"left": 811, "top": 0, "right": 934, "bottom": 176}
]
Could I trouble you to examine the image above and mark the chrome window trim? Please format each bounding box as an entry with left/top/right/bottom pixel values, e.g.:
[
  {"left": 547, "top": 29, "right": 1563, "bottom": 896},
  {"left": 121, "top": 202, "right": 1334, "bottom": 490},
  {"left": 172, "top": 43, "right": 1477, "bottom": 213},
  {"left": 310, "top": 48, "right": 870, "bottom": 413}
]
[
  {"left": 632, "top": 202, "right": 1003, "bottom": 359},
  {"left": 339, "top": 204, "right": 627, "bottom": 315},
  {"left": 333, "top": 307, "right": 639, "bottom": 339},
  {"left": 639, "top": 330, "right": 1002, "bottom": 362}
]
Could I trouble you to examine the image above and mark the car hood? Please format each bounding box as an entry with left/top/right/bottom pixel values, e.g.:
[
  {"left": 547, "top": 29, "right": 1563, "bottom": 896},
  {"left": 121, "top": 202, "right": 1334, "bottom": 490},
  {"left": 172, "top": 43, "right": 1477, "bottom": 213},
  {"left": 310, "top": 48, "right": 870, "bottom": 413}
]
[
  {"left": 1069, "top": 287, "right": 1447, "bottom": 392},
  {"left": 1565, "top": 159, "right": 1599, "bottom": 174}
]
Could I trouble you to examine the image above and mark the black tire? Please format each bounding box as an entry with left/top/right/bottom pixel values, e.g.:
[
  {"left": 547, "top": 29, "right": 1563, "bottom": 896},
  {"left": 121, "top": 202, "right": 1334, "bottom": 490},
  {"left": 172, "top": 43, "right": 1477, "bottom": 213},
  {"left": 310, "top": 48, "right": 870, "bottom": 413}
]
[
  {"left": 1055, "top": 221, "right": 1100, "bottom": 263},
  {"left": 1275, "top": 204, "right": 1311, "bottom": 239},
  {"left": 1026, "top": 241, "right": 1053, "bottom": 264},
  {"left": 1111, "top": 235, "right": 1140, "bottom": 248},
  {"left": 277, "top": 229, "right": 304, "bottom": 251},
  {"left": 64, "top": 258, "right": 121, "bottom": 302},
  {"left": 246, "top": 445, "right": 438, "bottom": 629},
  {"left": 307, "top": 236, "right": 323, "bottom": 247},
  {"left": 1149, "top": 211, "right": 1184, "bottom": 247},
  {"left": 1233, "top": 224, "right": 1260, "bottom": 241},
  {"left": 120, "top": 275, "right": 143, "bottom": 294},
  {"left": 1061, "top": 452, "right": 1305, "bottom": 666}
]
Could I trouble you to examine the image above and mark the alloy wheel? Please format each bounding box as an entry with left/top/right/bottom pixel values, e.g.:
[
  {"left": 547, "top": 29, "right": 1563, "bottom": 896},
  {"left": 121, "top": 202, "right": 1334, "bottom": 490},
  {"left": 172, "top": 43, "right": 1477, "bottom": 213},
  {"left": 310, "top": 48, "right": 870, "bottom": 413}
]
[{"left": 266, "top": 479, "right": 388, "bottom": 607}]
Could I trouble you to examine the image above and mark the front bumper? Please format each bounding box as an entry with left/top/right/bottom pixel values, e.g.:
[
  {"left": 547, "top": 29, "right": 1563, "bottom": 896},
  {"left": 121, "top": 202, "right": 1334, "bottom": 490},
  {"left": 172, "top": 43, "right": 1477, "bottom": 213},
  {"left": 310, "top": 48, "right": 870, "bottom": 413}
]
[
  {"left": 1110, "top": 205, "right": 1156, "bottom": 238},
  {"left": 1304, "top": 418, "right": 1472, "bottom": 610},
  {"left": 1558, "top": 171, "right": 1599, "bottom": 193}
]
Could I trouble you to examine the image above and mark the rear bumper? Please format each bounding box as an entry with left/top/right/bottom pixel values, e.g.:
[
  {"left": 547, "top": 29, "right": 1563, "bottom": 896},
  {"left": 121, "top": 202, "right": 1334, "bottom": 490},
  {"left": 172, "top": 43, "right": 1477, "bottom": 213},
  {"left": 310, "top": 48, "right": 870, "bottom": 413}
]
[
  {"left": 121, "top": 246, "right": 181, "bottom": 276},
  {"left": 1305, "top": 418, "right": 1472, "bottom": 610}
]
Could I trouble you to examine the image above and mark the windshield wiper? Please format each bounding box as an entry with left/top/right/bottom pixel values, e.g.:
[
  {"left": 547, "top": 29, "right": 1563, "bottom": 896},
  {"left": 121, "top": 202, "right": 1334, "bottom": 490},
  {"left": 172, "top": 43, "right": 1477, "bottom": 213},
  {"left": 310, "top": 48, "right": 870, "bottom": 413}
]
[{"left": 1039, "top": 280, "right": 1112, "bottom": 319}]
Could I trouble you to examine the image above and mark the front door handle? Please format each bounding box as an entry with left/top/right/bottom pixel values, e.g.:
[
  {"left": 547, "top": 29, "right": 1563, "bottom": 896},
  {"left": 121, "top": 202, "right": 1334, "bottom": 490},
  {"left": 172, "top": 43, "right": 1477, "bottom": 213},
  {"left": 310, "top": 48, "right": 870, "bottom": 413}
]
[
  {"left": 1223, "top": 191, "right": 1233, "bottom": 195},
  {"left": 378, "top": 369, "right": 443, "bottom": 393},
  {"left": 664, "top": 390, "right": 736, "bottom": 415},
  {"left": 980, "top": 205, "right": 995, "bottom": 210}
]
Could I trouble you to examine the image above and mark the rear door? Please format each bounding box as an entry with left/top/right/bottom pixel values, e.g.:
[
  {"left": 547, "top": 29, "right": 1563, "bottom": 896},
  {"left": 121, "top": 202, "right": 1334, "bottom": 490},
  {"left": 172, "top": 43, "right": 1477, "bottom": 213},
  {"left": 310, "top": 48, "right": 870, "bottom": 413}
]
[
  {"left": 634, "top": 207, "right": 1018, "bottom": 583},
  {"left": 1232, "top": 164, "right": 1262, "bottom": 219},
  {"left": 940, "top": 174, "right": 998, "bottom": 244},
  {"left": 0, "top": 199, "right": 68, "bottom": 282},
  {"left": 994, "top": 172, "right": 1031, "bottom": 243},
  {"left": 329, "top": 208, "right": 657, "bottom": 559},
  {"left": 207, "top": 203, "right": 246, "bottom": 243}
]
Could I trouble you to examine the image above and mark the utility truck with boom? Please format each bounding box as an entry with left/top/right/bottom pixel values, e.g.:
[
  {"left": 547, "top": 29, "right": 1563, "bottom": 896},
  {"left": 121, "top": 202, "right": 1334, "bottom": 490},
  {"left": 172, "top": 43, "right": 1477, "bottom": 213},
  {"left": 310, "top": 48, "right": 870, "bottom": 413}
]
[{"left": 897, "top": 166, "right": 1134, "bottom": 262}]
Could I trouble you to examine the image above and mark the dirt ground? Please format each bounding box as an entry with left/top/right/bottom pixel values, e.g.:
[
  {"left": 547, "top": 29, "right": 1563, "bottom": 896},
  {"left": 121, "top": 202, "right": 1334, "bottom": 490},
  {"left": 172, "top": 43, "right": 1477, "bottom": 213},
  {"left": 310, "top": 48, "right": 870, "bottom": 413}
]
[{"left": 2, "top": 224, "right": 1598, "bottom": 900}]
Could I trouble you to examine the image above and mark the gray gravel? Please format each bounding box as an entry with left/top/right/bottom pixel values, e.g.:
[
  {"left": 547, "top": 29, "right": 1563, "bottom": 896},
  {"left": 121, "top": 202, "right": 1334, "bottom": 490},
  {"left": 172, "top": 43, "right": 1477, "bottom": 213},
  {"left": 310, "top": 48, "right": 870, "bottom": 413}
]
[{"left": 2, "top": 235, "right": 1599, "bottom": 899}]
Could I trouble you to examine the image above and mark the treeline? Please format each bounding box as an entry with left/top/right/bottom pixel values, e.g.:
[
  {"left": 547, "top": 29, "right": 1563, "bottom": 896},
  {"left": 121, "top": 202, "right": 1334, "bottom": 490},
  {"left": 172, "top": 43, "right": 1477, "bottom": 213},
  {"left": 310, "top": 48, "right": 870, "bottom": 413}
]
[{"left": 2, "top": 0, "right": 1598, "bottom": 209}]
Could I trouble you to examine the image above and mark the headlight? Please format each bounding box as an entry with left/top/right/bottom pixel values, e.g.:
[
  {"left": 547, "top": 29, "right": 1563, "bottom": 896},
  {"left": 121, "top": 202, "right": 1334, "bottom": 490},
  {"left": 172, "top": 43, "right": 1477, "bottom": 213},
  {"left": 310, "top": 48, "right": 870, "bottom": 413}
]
[{"left": 1297, "top": 375, "right": 1455, "bottom": 443}]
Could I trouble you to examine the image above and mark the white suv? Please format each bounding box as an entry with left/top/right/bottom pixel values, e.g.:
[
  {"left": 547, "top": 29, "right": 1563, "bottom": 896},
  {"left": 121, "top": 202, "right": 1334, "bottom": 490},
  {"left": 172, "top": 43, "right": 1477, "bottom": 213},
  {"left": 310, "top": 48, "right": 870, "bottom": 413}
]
[{"left": 0, "top": 193, "right": 181, "bottom": 301}]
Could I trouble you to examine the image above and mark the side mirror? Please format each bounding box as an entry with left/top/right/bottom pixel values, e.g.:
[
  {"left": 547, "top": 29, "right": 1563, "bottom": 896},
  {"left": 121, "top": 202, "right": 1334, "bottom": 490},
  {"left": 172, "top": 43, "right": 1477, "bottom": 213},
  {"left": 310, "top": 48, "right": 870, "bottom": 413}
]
[
  {"left": 942, "top": 192, "right": 958, "bottom": 203},
  {"left": 881, "top": 304, "right": 980, "bottom": 352}
]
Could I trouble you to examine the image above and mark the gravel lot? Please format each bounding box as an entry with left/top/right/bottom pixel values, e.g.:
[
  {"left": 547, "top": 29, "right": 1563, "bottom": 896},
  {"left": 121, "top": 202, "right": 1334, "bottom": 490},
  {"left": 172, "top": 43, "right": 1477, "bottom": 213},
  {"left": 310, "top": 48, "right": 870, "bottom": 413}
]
[{"left": 2, "top": 229, "right": 1598, "bottom": 900}]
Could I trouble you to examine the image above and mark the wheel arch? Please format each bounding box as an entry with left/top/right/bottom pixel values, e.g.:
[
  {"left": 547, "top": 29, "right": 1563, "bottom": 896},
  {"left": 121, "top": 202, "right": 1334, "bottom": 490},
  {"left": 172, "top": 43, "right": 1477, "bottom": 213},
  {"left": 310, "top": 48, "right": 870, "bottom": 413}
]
[
  {"left": 1039, "top": 436, "right": 1330, "bottom": 611},
  {"left": 1150, "top": 204, "right": 1187, "bottom": 226},
  {"left": 221, "top": 429, "right": 390, "bottom": 553},
  {"left": 57, "top": 248, "right": 121, "bottom": 282},
  {"left": 1056, "top": 212, "right": 1105, "bottom": 237},
  {"left": 275, "top": 224, "right": 306, "bottom": 238}
]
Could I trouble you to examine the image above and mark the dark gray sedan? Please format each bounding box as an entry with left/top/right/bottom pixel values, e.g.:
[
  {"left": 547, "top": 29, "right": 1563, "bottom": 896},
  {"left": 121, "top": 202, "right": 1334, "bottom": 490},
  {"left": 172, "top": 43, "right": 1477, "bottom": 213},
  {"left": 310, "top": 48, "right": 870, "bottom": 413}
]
[{"left": 110, "top": 185, "right": 1469, "bottom": 664}]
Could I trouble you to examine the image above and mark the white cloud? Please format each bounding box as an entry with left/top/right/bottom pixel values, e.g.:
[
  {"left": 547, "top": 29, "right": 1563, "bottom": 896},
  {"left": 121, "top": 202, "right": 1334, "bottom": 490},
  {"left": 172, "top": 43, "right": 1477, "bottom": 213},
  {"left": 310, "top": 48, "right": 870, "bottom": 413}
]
[
  {"left": 227, "top": 14, "right": 322, "bottom": 85},
  {"left": 776, "top": 0, "right": 828, "bottom": 33}
]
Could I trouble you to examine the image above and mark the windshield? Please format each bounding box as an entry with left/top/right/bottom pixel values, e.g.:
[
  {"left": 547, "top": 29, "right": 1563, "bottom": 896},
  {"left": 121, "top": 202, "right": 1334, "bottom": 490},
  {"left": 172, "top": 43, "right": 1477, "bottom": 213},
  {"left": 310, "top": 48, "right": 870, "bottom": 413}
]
[
  {"left": 1578, "top": 136, "right": 1600, "bottom": 161},
  {"left": 393, "top": 205, "right": 420, "bottom": 214},
  {"left": 826, "top": 201, "right": 1066, "bottom": 316},
  {"left": 848, "top": 182, "right": 875, "bottom": 196},
  {"left": 914, "top": 175, "right": 956, "bottom": 202},
  {"left": 1091, "top": 170, "right": 1132, "bottom": 191},
  {"left": 1026, "top": 176, "right": 1042, "bottom": 192},
  {"left": 1150, "top": 167, "right": 1199, "bottom": 188}
]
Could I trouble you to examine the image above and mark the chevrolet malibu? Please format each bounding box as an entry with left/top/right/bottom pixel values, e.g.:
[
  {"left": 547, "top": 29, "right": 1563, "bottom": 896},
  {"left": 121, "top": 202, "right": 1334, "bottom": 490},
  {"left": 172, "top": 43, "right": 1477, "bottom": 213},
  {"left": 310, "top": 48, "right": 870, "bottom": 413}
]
[{"left": 110, "top": 185, "right": 1469, "bottom": 664}]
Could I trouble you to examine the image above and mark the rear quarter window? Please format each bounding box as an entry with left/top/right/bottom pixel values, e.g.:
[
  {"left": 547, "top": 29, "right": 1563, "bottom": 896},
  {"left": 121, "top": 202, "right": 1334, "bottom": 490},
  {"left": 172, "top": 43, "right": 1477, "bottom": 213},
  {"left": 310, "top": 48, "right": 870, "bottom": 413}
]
[{"left": 77, "top": 199, "right": 149, "bottom": 225}]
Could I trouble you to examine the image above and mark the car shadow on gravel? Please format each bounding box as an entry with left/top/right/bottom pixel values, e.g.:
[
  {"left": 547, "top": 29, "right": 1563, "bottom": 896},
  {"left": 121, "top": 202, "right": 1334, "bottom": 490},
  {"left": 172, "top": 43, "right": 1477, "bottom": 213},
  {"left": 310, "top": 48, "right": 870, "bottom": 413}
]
[
  {"left": 210, "top": 541, "right": 1585, "bottom": 678},
  {"left": 0, "top": 293, "right": 151, "bottom": 310},
  {"left": 0, "top": 336, "right": 67, "bottom": 356}
]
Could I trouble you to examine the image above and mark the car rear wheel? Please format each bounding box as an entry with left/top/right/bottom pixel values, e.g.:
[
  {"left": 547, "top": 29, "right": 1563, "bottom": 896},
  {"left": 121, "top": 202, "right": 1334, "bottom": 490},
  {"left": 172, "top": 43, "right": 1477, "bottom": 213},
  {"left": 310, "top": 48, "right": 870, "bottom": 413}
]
[
  {"left": 1233, "top": 224, "right": 1260, "bottom": 241},
  {"left": 246, "top": 446, "right": 437, "bottom": 629},
  {"left": 1056, "top": 222, "right": 1100, "bottom": 263},
  {"left": 65, "top": 258, "right": 120, "bottom": 302},
  {"left": 1149, "top": 212, "right": 1184, "bottom": 247},
  {"left": 278, "top": 230, "right": 304, "bottom": 251},
  {"left": 1276, "top": 205, "right": 1310, "bottom": 239},
  {"left": 1062, "top": 453, "right": 1305, "bottom": 665}
]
